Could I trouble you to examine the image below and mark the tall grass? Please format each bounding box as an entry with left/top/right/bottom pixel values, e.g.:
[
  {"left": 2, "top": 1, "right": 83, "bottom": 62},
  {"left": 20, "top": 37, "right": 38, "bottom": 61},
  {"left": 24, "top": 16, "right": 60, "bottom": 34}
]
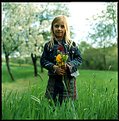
[{"left": 2, "top": 63, "right": 118, "bottom": 120}]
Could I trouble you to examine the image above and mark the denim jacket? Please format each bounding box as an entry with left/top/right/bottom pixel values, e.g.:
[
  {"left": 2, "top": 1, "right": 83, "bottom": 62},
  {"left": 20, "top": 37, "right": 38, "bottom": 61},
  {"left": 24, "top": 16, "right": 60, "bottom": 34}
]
[{"left": 40, "top": 39, "right": 82, "bottom": 77}]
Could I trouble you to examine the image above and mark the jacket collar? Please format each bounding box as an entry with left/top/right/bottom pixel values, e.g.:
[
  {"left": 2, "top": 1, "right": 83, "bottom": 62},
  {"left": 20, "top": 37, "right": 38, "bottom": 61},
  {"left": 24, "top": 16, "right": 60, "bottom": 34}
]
[{"left": 54, "top": 39, "right": 66, "bottom": 45}]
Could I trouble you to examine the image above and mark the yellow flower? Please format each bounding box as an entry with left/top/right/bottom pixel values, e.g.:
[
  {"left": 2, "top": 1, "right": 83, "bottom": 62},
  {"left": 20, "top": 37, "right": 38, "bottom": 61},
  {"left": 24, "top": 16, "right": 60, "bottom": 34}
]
[
  {"left": 56, "top": 54, "right": 62, "bottom": 63},
  {"left": 56, "top": 53, "right": 68, "bottom": 67}
]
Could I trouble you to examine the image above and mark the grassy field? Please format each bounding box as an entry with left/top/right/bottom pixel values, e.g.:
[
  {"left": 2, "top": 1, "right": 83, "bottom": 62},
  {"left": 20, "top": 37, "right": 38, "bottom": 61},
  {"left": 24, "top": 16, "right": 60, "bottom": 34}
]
[{"left": 2, "top": 62, "right": 118, "bottom": 120}]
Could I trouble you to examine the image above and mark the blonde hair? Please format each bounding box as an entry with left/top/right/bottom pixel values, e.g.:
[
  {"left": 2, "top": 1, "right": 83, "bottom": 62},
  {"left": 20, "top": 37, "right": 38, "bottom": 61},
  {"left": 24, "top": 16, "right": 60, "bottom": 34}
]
[{"left": 48, "top": 15, "right": 72, "bottom": 48}]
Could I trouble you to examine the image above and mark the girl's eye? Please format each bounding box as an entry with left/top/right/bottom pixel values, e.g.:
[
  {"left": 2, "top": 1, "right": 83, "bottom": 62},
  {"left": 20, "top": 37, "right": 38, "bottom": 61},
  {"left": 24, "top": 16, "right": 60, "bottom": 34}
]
[
  {"left": 61, "top": 25, "right": 64, "bottom": 28},
  {"left": 55, "top": 25, "right": 59, "bottom": 28},
  {"left": 54, "top": 25, "right": 64, "bottom": 28}
]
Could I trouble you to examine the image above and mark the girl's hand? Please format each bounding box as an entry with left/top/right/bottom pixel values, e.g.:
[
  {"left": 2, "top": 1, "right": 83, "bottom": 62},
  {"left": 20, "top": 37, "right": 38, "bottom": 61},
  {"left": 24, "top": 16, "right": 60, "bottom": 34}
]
[{"left": 53, "top": 65, "right": 66, "bottom": 75}]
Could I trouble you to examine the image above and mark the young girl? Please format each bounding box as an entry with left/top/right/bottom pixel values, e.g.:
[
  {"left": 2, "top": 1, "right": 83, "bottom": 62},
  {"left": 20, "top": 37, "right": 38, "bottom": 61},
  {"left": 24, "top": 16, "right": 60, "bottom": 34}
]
[{"left": 40, "top": 15, "right": 82, "bottom": 105}]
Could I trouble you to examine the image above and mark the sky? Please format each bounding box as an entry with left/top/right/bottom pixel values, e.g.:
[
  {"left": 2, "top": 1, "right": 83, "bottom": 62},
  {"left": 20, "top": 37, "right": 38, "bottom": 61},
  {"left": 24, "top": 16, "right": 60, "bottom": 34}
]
[{"left": 67, "top": 2, "right": 108, "bottom": 44}]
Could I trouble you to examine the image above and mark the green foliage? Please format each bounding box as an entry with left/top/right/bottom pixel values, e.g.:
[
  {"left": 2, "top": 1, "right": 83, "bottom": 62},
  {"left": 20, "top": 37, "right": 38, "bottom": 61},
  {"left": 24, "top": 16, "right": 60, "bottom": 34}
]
[
  {"left": 10, "top": 56, "right": 33, "bottom": 65},
  {"left": 79, "top": 43, "right": 117, "bottom": 71},
  {"left": 78, "top": 41, "right": 92, "bottom": 54}
]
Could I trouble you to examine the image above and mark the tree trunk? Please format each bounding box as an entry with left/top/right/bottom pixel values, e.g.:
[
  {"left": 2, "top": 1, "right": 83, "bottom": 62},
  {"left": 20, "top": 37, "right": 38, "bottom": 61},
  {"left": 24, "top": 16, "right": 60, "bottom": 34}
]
[
  {"left": 5, "top": 54, "right": 15, "bottom": 81},
  {"left": 31, "top": 53, "right": 37, "bottom": 76},
  {"left": 39, "top": 56, "right": 43, "bottom": 73},
  {"left": 3, "top": 43, "right": 15, "bottom": 81},
  {"left": 103, "top": 45, "right": 107, "bottom": 70}
]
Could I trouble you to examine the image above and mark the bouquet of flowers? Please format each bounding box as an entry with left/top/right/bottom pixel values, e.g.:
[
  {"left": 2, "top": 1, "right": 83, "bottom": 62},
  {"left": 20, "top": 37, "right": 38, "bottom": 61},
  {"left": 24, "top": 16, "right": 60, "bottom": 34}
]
[
  {"left": 55, "top": 45, "right": 69, "bottom": 91},
  {"left": 56, "top": 53, "right": 68, "bottom": 67},
  {"left": 56, "top": 45, "right": 68, "bottom": 68}
]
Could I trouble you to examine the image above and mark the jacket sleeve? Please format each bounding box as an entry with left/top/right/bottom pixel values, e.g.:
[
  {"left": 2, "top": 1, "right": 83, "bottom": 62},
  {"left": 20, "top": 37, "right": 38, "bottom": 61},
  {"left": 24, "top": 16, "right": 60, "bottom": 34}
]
[
  {"left": 40, "top": 43, "right": 54, "bottom": 71},
  {"left": 67, "top": 45, "right": 82, "bottom": 77}
]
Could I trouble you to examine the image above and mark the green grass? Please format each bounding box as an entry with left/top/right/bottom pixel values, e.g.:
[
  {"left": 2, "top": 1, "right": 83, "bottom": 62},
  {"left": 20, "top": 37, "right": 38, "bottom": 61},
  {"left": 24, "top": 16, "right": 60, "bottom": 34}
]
[
  {"left": 2, "top": 62, "right": 118, "bottom": 120},
  {"left": 2, "top": 62, "right": 38, "bottom": 82}
]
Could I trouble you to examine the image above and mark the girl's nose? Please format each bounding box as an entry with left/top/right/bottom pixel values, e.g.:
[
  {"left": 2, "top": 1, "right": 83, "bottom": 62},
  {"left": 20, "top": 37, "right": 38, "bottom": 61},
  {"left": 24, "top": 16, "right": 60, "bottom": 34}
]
[{"left": 57, "top": 26, "right": 62, "bottom": 30}]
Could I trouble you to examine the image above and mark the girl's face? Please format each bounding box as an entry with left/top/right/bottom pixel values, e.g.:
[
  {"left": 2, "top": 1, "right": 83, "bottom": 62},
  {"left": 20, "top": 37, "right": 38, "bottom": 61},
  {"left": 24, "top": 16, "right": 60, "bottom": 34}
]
[{"left": 53, "top": 20, "right": 66, "bottom": 40}]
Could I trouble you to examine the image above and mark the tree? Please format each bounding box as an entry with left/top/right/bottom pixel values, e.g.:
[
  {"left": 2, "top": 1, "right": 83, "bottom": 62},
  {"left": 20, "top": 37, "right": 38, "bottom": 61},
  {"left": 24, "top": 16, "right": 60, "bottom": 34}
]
[
  {"left": 78, "top": 41, "right": 92, "bottom": 54},
  {"left": 87, "top": 2, "right": 117, "bottom": 69},
  {"left": 2, "top": 2, "right": 70, "bottom": 80},
  {"left": 2, "top": 3, "right": 25, "bottom": 81}
]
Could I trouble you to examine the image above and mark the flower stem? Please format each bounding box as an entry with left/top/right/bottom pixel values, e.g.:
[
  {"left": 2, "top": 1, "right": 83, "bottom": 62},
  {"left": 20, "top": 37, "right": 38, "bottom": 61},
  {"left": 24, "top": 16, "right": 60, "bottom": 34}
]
[{"left": 62, "top": 76, "right": 69, "bottom": 97}]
